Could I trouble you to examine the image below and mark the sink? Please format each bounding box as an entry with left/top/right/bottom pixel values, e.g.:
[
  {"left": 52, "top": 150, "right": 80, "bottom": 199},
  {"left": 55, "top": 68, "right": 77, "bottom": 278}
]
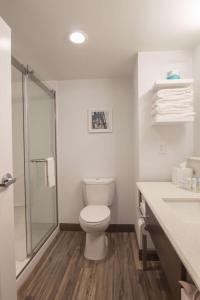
[{"left": 163, "top": 198, "right": 200, "bottom": 224}]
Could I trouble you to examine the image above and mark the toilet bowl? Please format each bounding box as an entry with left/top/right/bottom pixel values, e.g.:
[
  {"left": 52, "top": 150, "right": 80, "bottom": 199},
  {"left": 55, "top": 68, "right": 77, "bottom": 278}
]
[
  {"left": 79, "top": 178, "right": 115, "bottom": 261},
  {"left": 80, "top": 205, "right": 110, "bottom": 260}
]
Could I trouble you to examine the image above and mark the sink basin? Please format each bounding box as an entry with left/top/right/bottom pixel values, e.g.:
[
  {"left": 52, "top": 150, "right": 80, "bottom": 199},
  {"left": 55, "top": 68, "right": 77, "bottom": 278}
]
[{"left": 163, "top": 198, "right": 200, "bottom": 224}]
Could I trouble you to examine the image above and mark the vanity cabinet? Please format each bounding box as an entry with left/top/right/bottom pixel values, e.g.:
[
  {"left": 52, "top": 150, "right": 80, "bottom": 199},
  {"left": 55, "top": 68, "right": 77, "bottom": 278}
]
[{"left": 146, "top": 202, "right": 185, "bottom": 300}]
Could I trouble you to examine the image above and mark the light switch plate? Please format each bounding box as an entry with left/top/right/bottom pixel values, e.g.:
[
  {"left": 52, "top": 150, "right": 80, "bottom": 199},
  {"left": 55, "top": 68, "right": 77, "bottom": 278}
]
[{"left": 159, "top": 143, "right": 167, "bottom": 155}]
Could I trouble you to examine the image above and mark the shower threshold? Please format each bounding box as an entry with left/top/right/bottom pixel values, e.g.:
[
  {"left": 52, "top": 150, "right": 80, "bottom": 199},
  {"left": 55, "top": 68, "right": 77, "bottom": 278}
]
[{"left": 16, "top": 258, "right": 30, "bottom": 276}]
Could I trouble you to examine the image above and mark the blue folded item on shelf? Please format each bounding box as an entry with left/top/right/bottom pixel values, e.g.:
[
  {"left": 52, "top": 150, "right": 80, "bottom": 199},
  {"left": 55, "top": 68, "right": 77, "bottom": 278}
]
[
  {"left": 166, "top": 70, "right": 181, "bottom": 80},
  {"left": 167, "top": 74, "right": 181, "bottom": 80}
]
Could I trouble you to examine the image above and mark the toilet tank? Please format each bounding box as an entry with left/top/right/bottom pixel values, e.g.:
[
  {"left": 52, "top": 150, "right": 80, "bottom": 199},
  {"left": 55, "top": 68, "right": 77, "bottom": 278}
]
[{"left": 82, "top": 178, "right": 115, "bottom": 206}]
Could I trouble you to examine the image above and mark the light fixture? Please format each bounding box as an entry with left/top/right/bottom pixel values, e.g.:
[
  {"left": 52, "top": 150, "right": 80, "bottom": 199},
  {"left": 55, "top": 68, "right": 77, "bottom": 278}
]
[{"left": 69, "top": 31, "right": 87, "bottom": 44}]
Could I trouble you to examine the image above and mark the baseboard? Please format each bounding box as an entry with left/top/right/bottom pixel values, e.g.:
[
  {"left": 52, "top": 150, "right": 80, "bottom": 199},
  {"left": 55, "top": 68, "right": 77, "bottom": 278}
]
[
  {"left": 60, "top": 223, "right": 135, "bottom": 232},
  {"left": 107, "top": 224, "right": 135, "bottom": 232},
  {"left": 60, "top": 223, "right": 82, "bottom": 231},
  {"left": 139, "top": 249, "right": 159, "bottom": 261}
]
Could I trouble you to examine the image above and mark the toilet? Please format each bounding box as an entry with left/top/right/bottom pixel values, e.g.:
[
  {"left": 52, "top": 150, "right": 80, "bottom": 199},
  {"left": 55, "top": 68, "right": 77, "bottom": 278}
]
[{"left": 79, "top": 177, "right": 115, "bottom": 260}]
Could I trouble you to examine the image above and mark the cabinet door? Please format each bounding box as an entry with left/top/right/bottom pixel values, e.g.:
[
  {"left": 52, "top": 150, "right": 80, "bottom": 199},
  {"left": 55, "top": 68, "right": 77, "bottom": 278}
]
[{"left": 146, "top": 203, "right": 183, "bottom": 300}]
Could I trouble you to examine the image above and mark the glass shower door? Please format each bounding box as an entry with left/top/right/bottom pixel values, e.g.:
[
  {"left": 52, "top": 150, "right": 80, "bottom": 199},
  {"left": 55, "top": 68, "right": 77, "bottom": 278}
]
[{"left": 26, "top": 74, "right": 57, "bottom": 253}]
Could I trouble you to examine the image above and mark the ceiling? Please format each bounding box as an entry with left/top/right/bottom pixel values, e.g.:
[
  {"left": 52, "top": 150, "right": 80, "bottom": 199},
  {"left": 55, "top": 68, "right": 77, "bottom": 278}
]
[{"left": 0, "top": 0, "right": 200, "bottom": 80}]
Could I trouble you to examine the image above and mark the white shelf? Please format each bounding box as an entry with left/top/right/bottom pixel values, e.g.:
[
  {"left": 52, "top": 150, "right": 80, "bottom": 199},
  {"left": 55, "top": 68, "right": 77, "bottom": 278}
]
[
  {"left": 153, "top": 79, "right": 193, "bottom": 92},
  {"left": 187, "top": 157, "right": 200, "bottom": 161},
  {"left": 152, "top": 117, "right": 194, "bottom": 125}
]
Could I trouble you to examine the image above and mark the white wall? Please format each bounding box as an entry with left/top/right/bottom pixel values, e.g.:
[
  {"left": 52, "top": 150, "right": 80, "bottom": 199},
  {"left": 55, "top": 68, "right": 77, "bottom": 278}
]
[
  {"left": 12, "top": 67, "right": 25, "bottom": 207},
  {"left": 57, "top": 78, "right": 135, "bottom": 224},
  {"left": 193, "top": 45, "right": 200, "bottom": 156},
  {"left": 132, "top": 57, "right": 139, "bottom": 223},
  {"left": 138, "top": 51, "right": 194, "bottom": 180},
  {"left": 57, "top": 52, "right": 193, "bottom": 225}
]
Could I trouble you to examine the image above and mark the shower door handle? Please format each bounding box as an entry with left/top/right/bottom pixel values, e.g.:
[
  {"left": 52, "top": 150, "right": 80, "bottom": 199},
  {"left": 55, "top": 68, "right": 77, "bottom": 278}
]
[{"left": 0, "top": 173, "right": 16, "bottom": 188}]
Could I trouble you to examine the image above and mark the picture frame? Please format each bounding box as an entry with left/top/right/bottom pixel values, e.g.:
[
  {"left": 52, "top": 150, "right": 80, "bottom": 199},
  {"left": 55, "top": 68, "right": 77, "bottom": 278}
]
[{"left": 88, "top": 109, "right": 112, "bottom": 133}]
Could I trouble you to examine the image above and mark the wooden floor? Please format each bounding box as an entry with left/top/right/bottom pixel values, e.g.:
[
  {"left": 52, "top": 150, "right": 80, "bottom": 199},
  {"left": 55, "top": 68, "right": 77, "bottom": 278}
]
[{"left": 18, "top": 232, "right": 171, "bottom": 300}]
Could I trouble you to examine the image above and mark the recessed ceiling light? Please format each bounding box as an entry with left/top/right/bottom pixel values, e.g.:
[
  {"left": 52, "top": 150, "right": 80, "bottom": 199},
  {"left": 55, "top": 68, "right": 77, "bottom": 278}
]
[{"left": 69, "top": 31, "right": 87, "bottom": 44}]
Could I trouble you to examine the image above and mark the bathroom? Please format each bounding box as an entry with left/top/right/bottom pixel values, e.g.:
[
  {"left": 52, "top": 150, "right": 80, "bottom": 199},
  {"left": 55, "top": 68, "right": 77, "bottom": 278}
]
[{"left": 0, "top": 1, "right": 200, "bottom": 300}]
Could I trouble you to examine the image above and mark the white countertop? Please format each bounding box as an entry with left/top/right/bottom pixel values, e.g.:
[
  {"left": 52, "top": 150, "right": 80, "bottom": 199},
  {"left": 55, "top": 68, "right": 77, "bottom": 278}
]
[{"left": 136, "top": 182, "right": 200, "bottom": 290}]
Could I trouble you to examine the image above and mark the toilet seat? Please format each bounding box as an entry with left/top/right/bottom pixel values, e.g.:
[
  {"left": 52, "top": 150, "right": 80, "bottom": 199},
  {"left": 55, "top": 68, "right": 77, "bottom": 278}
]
[{"left": 80, "top": 205, "right": 110, "bottom": 223}]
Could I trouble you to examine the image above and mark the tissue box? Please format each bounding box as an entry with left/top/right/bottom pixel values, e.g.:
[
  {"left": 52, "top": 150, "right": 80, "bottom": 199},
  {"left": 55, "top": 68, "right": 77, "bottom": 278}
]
[{"left": 172, "top": 167, "right": 193, "bottom": 187}]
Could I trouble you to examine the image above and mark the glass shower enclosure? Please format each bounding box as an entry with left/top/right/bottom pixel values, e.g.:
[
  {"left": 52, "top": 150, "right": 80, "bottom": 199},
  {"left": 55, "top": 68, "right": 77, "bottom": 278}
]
[{"left": 12, "top": 58, "right": 58, "bottom": 276}]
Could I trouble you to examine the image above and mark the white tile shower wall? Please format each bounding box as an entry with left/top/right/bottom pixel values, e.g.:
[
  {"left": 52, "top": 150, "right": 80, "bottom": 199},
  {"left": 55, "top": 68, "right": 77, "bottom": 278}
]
[
  {"left": 29, "top": 89, "right": 57, "bottom": 225},
  {"left": 137, "top": 51, "right": 194, "bottom": 180},
  {"left": 57, "top": 79, "right": 135, "bottom": 224}
]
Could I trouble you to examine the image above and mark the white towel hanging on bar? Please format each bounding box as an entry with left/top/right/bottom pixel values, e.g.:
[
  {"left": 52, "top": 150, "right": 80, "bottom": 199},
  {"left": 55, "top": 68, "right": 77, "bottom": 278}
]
[{"left": 45, "top": 157, "right": 55, "bottom": 188}]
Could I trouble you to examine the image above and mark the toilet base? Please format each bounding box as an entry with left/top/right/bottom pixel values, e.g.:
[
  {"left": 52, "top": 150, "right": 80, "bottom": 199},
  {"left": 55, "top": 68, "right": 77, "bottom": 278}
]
[{"left": 84, "top": 232, "right": 108, "bottom": 261}]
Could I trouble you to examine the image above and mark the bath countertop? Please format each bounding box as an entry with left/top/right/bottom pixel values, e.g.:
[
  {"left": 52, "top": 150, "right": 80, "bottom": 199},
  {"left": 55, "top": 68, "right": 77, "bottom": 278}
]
[{"left": 136, "top": 182, "right": 200, "bottom": 290}]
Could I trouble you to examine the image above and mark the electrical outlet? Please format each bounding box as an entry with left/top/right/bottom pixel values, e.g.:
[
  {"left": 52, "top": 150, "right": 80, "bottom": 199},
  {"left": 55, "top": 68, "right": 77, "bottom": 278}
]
[{"left": 159, "top": 143, "right": 167, "bottom": 155}]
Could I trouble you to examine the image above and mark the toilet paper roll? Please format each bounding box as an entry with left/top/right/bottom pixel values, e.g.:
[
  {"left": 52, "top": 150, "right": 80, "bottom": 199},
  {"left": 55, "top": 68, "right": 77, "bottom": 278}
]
[
  {"left": 140, "top": 201, "right": 146, "bottom": 216},
  {"left": 138, "top": 218, "right": 145, "bottom": 231},
  {"left": 137, "top": 218, "right": 145, "bottom": 249}
]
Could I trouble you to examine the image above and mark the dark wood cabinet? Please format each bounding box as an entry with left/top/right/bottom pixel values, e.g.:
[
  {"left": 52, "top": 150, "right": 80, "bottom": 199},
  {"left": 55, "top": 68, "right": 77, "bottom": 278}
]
[{"left": 146, "top": 203, "right": 185, "bottom": 300}]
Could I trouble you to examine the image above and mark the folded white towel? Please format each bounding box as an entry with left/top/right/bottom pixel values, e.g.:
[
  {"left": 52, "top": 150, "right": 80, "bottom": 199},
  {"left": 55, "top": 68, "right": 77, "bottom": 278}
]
[
  {"left": 45, "top": 157, "right": 56, "bottom": 188},
  {"left": 155, "top": 87, "right": 193, "bottom": 99},
  {"left": 179, "top": 281, "right": 200, "bottom": 300},
  {"left": 152, "top": 102, "right": 192, "bottom": 109},
  {"left": 152, "top": 98, "right": 193, "bottom": 106},
  {"left": 153, "top": 93, "right": 193, "bottom": 101},
  {"left": 152, "top": 104, "right": 194, "bottom": 112},
  {"left": 152, "top": 111, "right": 195, "bottom": 117},
  {"left": 152, "top": 107, "right": 193, "bottom": 115},
  {"left": 153, "top": 94, "right": 193, "bottom": 102},
  {"left": 152, "top": 114, "right": 195, "bottom": 123}
]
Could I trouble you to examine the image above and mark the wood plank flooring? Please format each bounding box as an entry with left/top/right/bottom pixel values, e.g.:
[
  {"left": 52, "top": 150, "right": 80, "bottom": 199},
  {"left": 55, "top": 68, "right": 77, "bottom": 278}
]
[{"left": 18, "top": 232, "right": 171, "bottom": 300}]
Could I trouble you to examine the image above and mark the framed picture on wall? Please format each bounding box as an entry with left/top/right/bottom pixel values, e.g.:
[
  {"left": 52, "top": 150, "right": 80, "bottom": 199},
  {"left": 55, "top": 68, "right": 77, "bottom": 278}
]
[{"left": 88, "top": 109, "right": 112, "bottom": 133}]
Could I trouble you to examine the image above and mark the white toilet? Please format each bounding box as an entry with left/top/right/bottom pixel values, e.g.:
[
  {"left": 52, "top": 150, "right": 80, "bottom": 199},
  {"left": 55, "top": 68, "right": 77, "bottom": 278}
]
[{"left": 79, "top": 177, "right": 115, "bottom": 260}]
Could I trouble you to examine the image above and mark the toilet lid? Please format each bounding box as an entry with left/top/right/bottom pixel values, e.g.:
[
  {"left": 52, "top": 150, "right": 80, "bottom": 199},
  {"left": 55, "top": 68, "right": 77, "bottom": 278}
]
[{"left": 80, "top": 205, "right": 110, "bottom": 223}]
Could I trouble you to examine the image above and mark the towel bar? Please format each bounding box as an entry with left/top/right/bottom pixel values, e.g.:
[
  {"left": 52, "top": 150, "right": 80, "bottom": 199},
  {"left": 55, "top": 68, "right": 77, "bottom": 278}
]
[{"left": 31, "top": 158, "right": 47, "bottom": 163}]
